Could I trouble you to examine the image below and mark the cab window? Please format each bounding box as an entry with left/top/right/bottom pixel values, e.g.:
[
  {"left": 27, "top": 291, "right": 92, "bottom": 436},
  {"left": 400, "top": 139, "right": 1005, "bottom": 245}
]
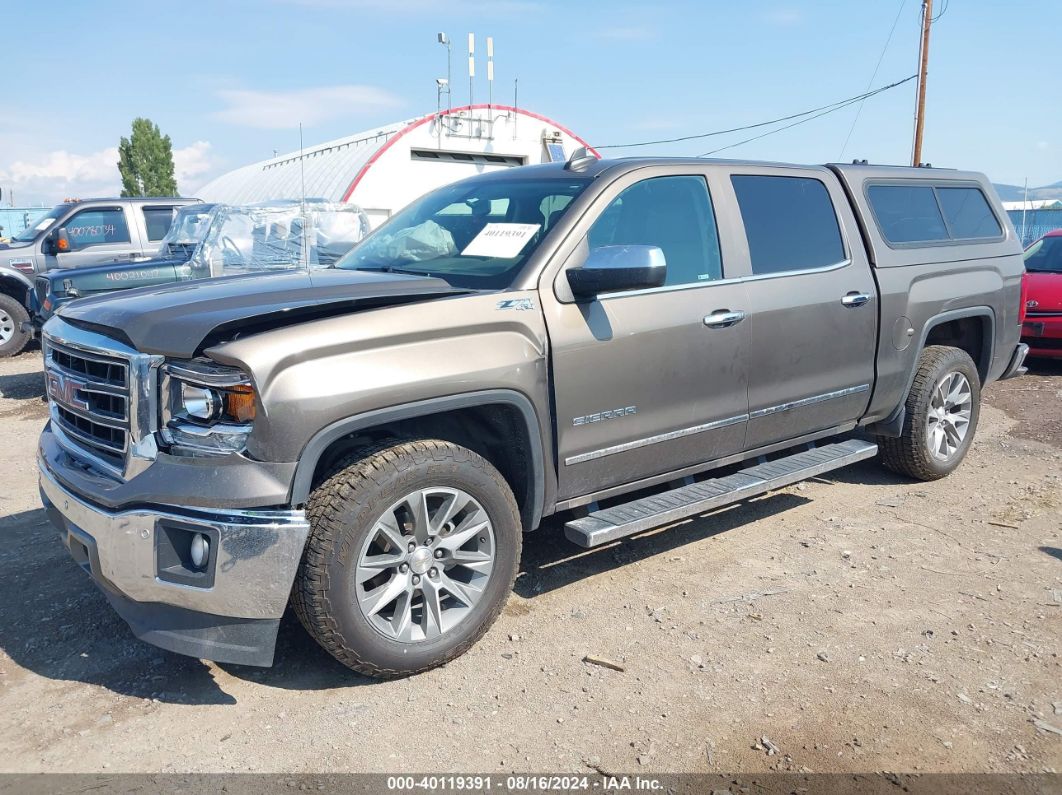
[
  {"left": 588, "top": 175, "right": 723, "bottom": 287},
  {"left": 64, "top": 208, "right": 131, "bottom": 250},
  {"left": 142, "top": 206, "right": 176, "bottom": 242},
  {"left": 732, "top": 175, "right": 846, "bottom": 275}
]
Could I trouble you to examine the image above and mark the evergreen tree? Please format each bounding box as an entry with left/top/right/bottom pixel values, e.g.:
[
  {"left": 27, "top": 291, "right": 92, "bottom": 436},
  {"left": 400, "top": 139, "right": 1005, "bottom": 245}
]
[{"left": 117, "top": 118, "right": 178, "bottom": 196}]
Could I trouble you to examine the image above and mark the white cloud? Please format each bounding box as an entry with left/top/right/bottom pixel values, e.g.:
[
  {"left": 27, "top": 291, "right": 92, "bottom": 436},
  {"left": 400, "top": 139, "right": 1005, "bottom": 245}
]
[
  {"left": 0, "top": 146, "right": 120, "bottom": 203},
  {"left": 0, "top": 141, "right": 217, "bottom": 205},
  {"left": 211, "top": 85, "right": 403, "bottom": 130}
]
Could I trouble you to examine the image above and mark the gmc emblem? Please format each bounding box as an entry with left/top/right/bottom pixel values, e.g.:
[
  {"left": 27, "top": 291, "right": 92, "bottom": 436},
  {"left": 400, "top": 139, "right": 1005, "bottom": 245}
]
[{"left": 46, "top": 371, "right": 90, "bottom": 412}]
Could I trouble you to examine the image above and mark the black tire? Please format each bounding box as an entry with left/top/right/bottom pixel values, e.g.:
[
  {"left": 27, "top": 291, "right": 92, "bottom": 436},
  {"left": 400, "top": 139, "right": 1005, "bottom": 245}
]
[
  {"left": 292, "top": 438, "right": 521, "bottom": 678},
  {"left": 878, "top": 345, "right": 981, "bottom": 481},
  {"left": 0, "top": 293, "right": 31, "bottom": 359}
]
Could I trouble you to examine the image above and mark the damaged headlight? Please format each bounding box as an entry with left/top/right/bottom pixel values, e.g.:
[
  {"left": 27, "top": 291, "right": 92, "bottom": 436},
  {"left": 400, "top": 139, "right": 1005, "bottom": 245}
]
[{"left": 161, "top": 359, "right": 257, "bottom": 455}]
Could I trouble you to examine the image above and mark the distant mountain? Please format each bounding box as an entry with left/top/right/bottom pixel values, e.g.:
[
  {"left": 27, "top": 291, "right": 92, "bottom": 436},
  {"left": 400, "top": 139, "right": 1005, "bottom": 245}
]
[{"left": 993, "top": 181, "right": 1062, "bottom": 202}]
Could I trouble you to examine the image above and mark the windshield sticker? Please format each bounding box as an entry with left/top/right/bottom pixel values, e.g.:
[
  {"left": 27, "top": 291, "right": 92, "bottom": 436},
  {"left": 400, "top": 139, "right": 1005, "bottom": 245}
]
[
  {"left": 461, "top": 223, "right": 541, "bottom": 258},
  {"left": 34, "top": 219, "right": 54, "bottom": 231}
]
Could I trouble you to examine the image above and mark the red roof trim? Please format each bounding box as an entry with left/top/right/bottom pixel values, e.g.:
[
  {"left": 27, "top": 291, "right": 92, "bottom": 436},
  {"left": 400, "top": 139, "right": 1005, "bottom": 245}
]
[{"left": 339, "top": 104, "right": 599, "bottom": 203}]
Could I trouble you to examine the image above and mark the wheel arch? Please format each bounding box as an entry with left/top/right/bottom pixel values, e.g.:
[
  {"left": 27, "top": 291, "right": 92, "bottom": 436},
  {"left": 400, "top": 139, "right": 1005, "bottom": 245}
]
[
  {"left": 290, "top": 389, "right": 546, "bottom": 531},
  {"left": 0, "top": 270, "right": 32, "bottom": 305},
  {"left": 869, "top": 307, "right": 994, "bottom": 437}
]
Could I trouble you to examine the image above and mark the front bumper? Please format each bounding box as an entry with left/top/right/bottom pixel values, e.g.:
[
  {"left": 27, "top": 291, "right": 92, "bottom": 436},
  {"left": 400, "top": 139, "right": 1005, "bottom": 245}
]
[
  {"left": 39, "top": 457, "right": 310, "bottom": 667},
  {"left": 1022, "top": 316, "right": 1062, "bottom": 359}
]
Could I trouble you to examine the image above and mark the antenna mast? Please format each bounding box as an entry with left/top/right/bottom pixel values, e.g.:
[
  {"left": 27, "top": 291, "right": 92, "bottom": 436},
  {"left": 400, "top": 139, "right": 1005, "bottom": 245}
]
[
  {"left": 468, "top": 33, "right": 475, "bottom": 108},
  {"left": 487, "top": 36, "right": 494, "bottom": 110},
  {"left": 299, "top": 123, "right": 309, "bottom": 269}
]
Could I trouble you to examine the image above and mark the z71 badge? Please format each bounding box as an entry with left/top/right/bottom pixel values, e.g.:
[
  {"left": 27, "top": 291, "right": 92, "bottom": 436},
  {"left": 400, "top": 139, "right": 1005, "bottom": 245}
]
[
  {"left": 496, "top": 298, "right": 535, "bottom": 311},
  {"left": 573, "top": 406, "right": 637, "bottom": 426}
]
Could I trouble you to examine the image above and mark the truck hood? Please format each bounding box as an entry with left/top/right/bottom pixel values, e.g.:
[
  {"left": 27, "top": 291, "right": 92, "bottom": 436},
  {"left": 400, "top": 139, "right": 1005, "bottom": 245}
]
[
  {"left": 56, "top": 268, "right": 467, "bottom": 358},
  {"left": 1026, "top": 271, "right": 1062, "bottom": 313},
  {"left": 0, "top": 239, "right": 34, "bottom": 252}
]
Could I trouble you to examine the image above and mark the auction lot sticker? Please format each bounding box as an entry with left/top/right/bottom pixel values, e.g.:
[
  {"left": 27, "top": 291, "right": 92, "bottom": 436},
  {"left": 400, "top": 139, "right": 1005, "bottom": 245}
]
[{"left": 461, "top": 223, "right": 540, "bottom": 258}]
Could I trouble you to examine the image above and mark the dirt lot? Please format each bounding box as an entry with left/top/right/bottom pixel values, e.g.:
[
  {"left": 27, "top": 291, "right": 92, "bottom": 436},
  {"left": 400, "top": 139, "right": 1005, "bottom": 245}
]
[{"left": 0, "top": 346, "right": 1059, "bottom": 775}]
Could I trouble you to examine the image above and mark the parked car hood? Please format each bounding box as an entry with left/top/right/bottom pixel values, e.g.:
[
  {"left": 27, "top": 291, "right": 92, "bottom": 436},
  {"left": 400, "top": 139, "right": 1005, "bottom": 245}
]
[
  {"left": 56, "top": 268, "right": 467, "bottom": 358},
  {"left": 37, "top": 254, "right": 189, "bottom": 286},
  {"left": 1026, "top": 271, "right": 1062, "bottom": 313},
  {"left": 0, "top": 239, "right": 34, "bottom": 251}
]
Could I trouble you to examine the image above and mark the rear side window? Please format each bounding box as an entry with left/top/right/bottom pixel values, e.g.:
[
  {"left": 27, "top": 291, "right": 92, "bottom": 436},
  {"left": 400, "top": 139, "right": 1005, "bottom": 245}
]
[
  {"left": 867, "top": 183, "right": 1002, "bottom": 244},
  {"left": 731, "top": 175, "right": 845, "bottom": 275},
  {"left": 143, "top": 206, "right": 176, "bottom": 241},
  {"left": 937, "top": 187, "right": 1002, "bottom": 239}
]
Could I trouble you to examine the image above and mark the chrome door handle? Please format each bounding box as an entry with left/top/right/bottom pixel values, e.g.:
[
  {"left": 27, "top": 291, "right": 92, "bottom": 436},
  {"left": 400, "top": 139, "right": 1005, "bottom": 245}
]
[
  {"left": 703, "top": 309, "right": 746, "bottom": 328},
  {"left": 841, "top": 291, "right": 871, "bottom": 308}
]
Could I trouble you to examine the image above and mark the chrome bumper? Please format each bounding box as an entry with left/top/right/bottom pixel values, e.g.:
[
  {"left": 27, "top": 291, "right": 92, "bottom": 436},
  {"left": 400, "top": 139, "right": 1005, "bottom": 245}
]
[{"left": 39, "top": 457, "right": 309, "bottom": 620}]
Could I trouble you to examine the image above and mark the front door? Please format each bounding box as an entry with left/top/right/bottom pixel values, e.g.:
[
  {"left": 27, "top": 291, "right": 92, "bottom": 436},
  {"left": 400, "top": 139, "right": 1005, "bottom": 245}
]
[
  {"left": 724, "top": 169, "right": 877, "bottom": 449},
  {"left": 544, "top": 171, "right": 751, "bottom": 500},
  {"left": 50, "top": 205, "right": 143, "bottom": 269}
]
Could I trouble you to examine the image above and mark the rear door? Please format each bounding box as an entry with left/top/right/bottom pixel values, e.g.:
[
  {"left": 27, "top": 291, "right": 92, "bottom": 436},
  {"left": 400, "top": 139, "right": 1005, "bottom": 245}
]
[
  {"left": 722, "top": 168, "right": 877, "bottom": 450},
  {"left": 543, "top": 167, "right": 751, "bottom": 500}
]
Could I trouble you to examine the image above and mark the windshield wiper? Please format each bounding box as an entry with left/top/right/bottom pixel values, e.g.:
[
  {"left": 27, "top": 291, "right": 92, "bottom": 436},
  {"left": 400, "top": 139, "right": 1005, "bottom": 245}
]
[{"left": 357, "top": 264, "right": 434, "bottom": 277}]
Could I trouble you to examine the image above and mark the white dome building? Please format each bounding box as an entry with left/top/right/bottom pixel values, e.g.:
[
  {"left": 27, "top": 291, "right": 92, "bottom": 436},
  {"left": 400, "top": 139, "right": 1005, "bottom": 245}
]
[{"left": 197, "top": 105, "right": 596, "bottom": 229}]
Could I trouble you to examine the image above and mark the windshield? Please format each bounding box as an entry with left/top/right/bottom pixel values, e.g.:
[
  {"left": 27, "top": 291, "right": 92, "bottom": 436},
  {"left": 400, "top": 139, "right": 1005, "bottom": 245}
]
[
  {"left": 1024, "top": 236, "right": 1062, "bottom": 273},
  {"left": 189, "top": 202, "right": 371, "bottom": 278},
  {"left": 12, "top": 205, "right": 66, "bottom": 242},
  {"left": 335, "top": 176, "right": 591, "bottom": 289},
  {"left": 160, "top": 204, "right": 216, "bottom": 248}
]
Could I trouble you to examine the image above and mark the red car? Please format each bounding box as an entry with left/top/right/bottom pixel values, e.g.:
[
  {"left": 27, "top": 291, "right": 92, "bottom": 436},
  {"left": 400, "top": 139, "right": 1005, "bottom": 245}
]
[{"left": 1022, "top": 229, "right": 1062, "bottom": 358}]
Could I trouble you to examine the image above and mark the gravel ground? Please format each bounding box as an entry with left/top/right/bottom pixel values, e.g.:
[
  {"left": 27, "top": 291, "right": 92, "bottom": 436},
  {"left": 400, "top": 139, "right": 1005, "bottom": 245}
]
[{"left": 0, "top": 346, "right": 1059, "bottom": 775}]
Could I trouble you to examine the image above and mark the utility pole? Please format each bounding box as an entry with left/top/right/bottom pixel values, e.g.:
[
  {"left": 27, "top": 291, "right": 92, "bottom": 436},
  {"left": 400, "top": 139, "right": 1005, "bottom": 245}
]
[{"left": 911, "top": 0, "right": 933, "bottom": 166}]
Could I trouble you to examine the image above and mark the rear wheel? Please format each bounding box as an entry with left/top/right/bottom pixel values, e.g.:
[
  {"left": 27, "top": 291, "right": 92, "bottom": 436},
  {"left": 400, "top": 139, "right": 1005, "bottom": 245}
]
[
  {"left": 0, "top": 294, "right": 30, "bottom": 358},
  {"left": 293, "top": 439, "right": 521, "bottom": 678},
  {"left": 878, "top": 345, "right": 981, "bottom": 480}
]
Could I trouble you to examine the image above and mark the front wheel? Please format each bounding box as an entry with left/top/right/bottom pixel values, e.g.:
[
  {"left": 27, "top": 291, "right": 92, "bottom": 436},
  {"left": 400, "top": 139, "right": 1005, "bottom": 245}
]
[
  {"left": 878, "top": 345, "right": 981, "bottom": 481},
  {"left": 0, "top": 294, "right": 31, "bottom": 358},
  {"left": 293, "top": 439, "right": 521, "bottom": 678}
]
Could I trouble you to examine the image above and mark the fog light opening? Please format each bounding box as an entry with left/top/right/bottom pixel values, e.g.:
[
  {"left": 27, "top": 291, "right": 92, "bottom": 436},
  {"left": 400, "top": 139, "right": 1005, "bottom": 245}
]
[{"left": 190, "top": 533, "right": 210, "bottom": 570}]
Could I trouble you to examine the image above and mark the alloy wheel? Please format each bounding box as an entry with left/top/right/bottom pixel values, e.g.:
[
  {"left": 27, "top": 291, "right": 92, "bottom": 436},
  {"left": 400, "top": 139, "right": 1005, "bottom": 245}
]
[
  {"left": 354, "top": 487, "right": 495, "bottom": 643},
  {"left": 926, "top": 370, "right": 973, "bottom": 462}
]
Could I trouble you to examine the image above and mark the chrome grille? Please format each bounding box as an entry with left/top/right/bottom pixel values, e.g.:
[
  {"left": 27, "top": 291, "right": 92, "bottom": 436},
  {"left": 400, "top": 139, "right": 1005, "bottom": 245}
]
[
  {"left": 45, "top": 339, "right": 130, "bottom": 465},
  {"left": 42, "top": 319, "right": 164, "bottom": 480}
]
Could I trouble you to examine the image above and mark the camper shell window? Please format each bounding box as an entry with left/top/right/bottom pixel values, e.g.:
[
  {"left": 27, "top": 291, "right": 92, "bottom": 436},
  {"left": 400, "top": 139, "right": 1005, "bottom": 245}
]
[{"left": 865, "top": 181, "right": 1004, "bottom": 247}]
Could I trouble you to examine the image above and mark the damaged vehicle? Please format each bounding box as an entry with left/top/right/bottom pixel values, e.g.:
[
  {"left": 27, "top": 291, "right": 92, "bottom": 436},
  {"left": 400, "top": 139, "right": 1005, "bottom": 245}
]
[
  {"left": 29, "top": 201, "right": 369, "bottom": 331},
  {"left": 38, "top": 157, "right": 1027, "bottom": 678}
]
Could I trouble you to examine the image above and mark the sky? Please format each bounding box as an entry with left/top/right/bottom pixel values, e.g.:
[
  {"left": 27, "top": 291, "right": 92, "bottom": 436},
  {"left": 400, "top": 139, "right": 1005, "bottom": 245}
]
[{"left": 1, "top": 0, "right": 1059, "bottom": 207}]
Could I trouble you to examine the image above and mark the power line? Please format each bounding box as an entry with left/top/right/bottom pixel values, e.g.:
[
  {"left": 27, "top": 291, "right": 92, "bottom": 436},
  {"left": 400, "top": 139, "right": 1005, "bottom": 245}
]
[
  {"left": 699, "top": 75, "right": 917, "bottom": 158},
  {"left": 594, "top": 75, "right": 918, "bottom": 151},
  {"left": 931, "top": 0, "right": 949, "bottom": 22},
  {"left": 839, "top": 0, "right": 908, "bottom": 160}
]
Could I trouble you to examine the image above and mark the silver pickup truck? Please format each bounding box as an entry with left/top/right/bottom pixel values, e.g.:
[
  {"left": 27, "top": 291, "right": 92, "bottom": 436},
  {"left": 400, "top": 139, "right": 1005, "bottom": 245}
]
[
  {"left": 0, "top": 196, "right": 199, "bottom": 357},
  {"left": 37, "top": 157, "right": 1028, "bottom": 678}
]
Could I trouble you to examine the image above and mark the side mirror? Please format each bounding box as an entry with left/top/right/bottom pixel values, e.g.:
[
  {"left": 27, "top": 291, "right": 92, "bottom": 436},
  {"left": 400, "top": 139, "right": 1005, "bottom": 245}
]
[
  {"left": 56, "top": 228, "right": 71, "bottom": 253},
  {"left": 566, "top": 245, "right": 666, "bottom": 299}
]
